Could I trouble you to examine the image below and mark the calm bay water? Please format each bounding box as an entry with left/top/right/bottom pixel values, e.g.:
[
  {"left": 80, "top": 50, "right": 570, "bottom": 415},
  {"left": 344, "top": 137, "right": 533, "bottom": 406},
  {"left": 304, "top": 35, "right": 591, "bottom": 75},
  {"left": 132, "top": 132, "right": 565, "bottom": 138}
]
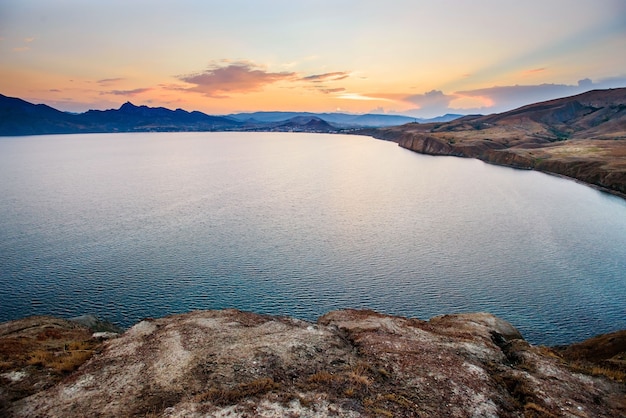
[{"left": 1, "top": 132, "right": 625, "bottom": 345}]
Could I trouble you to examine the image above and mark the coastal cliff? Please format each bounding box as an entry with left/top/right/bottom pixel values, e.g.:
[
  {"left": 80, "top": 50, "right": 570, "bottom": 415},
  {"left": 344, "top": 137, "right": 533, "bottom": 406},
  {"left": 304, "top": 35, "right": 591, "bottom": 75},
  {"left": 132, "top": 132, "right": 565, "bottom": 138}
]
[
  {"left": 2, "top": 310, "right": 625, "bottom": 417},
  {"left": 365, "top": 88, "right": 626, "bottom": 198}
]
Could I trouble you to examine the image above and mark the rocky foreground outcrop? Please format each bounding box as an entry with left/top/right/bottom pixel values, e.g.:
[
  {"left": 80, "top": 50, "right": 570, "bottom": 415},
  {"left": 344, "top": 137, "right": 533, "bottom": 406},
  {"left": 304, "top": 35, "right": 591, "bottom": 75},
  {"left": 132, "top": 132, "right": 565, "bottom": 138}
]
[{"left": 2, "top": 310, "right": 625, "bottom": 417}]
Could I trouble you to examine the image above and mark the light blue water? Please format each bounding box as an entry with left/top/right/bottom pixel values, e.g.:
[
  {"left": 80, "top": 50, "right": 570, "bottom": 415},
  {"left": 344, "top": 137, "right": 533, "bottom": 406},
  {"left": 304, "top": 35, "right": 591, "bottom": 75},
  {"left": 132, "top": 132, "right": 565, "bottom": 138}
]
[{"left": 1, "top": 132, "right": 625, "bottom": 345}]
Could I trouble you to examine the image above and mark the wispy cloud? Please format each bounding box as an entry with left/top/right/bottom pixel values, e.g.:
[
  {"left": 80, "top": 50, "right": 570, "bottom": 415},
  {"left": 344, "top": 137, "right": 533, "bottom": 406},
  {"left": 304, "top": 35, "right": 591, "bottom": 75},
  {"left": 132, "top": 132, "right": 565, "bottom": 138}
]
[
  {"left": 301, "top": 72, "right": 349, "bottom": 82},
  {"left": 179, "top": 61, "right": 296, "bottom": 97},
  {"left": 338, "top": 92, "right": 392, "bottom": 101},
  {"left": 12, "top": 37, "right": 35, "bottom": 52},
  {"left": 103, "top": 88, "right": 152, "bottom": 96},
  {"left": 319, "top": 87, "right": 346, "bottom": 94},
  {"left": 97, "top": 78, "right": 125, "bottom": 85},
  {"left": 523, "top": 68, "right": 546, "bottom": 75},
  {"left": 299, "top": 71, "right": 350, "bottom": 95},
  {"left": 157, "top": 83, "right": 188, "bottom": 91}
]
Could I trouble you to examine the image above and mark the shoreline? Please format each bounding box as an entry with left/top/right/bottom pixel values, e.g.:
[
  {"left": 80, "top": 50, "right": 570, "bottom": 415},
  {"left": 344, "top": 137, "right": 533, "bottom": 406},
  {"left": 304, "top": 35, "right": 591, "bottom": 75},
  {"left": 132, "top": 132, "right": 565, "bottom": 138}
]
[
  {"left": 358, "top": 129, "right": 626, "bottom": 202},
  {"left": 1, "top": 306, "right": 624, "bottom": 349},
  {"left": 468, "top": 150, "right": 626, "bottom": 201}
]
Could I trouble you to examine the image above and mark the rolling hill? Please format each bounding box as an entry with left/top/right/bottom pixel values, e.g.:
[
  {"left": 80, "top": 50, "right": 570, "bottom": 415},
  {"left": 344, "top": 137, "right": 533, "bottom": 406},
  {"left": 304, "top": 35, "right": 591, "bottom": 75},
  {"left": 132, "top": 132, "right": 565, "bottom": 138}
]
[
  {"left": 365, "top": 88, "right": 626, "bottom": 197},
  {"left": 0, "top": 95, "right": 241, "bottom": 135}
]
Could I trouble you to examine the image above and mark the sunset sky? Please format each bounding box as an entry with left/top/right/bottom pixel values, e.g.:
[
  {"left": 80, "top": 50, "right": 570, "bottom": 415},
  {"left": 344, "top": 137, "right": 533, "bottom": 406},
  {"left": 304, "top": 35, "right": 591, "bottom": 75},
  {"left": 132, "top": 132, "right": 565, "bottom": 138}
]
[{"left": 1, "top": 0, "right": 625, "bottom": 117}]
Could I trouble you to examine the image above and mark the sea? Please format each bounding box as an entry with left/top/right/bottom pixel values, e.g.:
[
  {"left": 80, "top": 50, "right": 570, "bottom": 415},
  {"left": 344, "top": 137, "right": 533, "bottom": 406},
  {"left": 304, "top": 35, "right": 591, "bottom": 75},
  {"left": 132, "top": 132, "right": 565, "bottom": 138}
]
[{"left": 1, "top": 132, "right": 625, "bottom": 345}]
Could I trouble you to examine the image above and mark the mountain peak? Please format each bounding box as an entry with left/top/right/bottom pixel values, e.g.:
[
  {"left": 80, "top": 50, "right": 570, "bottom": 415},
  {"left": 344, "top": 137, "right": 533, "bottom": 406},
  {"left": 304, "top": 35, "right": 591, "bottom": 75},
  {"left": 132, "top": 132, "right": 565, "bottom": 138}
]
[{"left": 119, "top": 101, "right": 138, "bottom": 112}]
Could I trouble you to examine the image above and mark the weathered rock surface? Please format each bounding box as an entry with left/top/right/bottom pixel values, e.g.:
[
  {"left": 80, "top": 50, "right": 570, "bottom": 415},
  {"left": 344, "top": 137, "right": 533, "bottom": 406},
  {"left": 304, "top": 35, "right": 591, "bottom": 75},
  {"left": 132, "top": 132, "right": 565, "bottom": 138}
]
[
  {"left": 3, "top": 309, "right": 625, "bottom": 417},
  {"left": 0, "top": 315, "right": 120, "bottom": 414}
]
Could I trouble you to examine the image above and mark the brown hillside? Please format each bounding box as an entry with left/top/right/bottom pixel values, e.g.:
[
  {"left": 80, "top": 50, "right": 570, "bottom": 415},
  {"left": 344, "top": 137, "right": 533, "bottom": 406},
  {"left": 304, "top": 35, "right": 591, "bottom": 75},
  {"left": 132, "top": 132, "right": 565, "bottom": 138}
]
[{"left": 367, "top": 88, "right": 626, "bottom": 197}]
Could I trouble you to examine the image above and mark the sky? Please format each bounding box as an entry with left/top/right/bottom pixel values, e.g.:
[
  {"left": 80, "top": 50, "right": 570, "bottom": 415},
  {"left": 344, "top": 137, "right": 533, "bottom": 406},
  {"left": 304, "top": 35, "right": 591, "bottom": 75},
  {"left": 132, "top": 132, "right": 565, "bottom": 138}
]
[{"left": 1, "top": 0, "right": 625, "bottom": 118}]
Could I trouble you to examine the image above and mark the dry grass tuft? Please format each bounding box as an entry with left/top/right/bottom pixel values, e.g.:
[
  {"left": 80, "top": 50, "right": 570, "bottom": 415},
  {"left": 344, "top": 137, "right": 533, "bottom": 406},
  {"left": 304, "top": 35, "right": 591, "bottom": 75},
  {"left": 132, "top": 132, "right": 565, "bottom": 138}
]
[
  {"left": 26, "top": 349, "right": 53, "bottom": 367},
  {"left": 524, "top": 401, "right": 559, "bottom": 417},
  {"left": 370, "top": 407, "right": 394, "bottom": 417},
  {"left": 303, "top": 363, "right": 375, "bottom": 401},
  {"left": 586, "top": 365, "right": 626, "bottom": 382},
  {"left": 50, "top": 350, "right": 95, "bottom": 373},
  {"left": 593, "top": 366, "right": 625, "bottom": 380},
  {"left": 25, "top": 340, "right": 98, "bottom": 373},
  {"left": 535, "top": 346, "right": 562, "bottom": 360},
  {"left": 346, "top": 370, "right": 372, "bottom": 387},
  {"left": 362, "top": 392, "right": 423, "bottom": 417},
  {"left": 559, "top": 358, "right": 626, "bottom": 383},
  {"left": 195, "top": 378, "right": 279, "bottom": 405},
  {"left": 306, "top": 371, "right": 337, "bottom": 385}
]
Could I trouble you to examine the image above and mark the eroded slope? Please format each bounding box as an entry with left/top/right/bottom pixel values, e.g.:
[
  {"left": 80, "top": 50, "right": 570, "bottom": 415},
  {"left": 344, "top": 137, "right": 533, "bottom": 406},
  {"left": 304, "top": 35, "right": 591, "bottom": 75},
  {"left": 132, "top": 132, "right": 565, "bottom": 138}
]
[
  {"left": 367, "top": 88, "right": 626, "bottom": 197},
  {"left": 5, "top": 309, "right": 625, "bottom": 417}
]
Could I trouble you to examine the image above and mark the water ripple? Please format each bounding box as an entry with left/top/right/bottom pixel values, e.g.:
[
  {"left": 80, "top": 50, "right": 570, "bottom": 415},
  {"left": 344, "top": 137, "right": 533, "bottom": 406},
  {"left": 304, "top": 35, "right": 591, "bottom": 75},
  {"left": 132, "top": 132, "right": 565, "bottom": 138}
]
[{"left": 1, "top": 133, "right": 625, "bottom": 345}]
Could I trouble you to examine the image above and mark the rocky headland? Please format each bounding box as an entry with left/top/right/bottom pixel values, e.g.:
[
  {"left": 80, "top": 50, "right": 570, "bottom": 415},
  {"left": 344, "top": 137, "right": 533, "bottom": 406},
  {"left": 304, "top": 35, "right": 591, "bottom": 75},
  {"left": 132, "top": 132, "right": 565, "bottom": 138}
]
[
  {"left": 1, "top": 309, "right": 625, "bottom": 417},
  {"left": 362, "top": 88, "right": 626, "bottom": 199}
]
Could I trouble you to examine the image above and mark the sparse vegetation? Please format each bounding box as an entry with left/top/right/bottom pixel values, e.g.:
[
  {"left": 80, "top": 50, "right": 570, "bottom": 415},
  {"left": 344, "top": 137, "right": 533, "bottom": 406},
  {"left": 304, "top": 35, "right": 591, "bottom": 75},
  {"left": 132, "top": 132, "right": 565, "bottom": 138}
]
[
  {"left": 524, "top": 402, "right": 559, "bottom": 417},
  {"left": 3, "top": 311, "right": 625, "bottom": 417},
  {"left": 554, "top": 328, "right": 626, "bottom": 382},
  {"left": 195, "top": 378, "right": 279, "bottom": 405},
  {"left": 0, "top": 317, "right": 112, "bottom": 416},
  {"left": 301, "top": 363, "right": 375, "bottom": 403},
  {"left": 363, "top": 392, "right": 423, "bottom": 417},
  {"left": 589, "top": 366, "right": 626, "bottom": 382},
  {"left": 25, "top": 340, "right": 97, "bottom": 373}
]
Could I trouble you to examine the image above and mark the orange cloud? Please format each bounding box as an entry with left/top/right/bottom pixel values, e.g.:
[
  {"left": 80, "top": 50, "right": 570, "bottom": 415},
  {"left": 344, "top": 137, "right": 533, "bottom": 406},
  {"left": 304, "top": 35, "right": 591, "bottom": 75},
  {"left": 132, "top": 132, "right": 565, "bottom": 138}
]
[
  {"left": 404, "top": 90, "right": 455, "bottom": 112},
  {"left": 523, "top": 68, "right": 546, "bottom": 75},
  {"left": 103, "top": 88, "right": 152, "bottom": 96},
  {"left": 97, "top": 78, "right": 125, "bottom": 85},
  {"left": 449, "top": 94, "right": 493, "bottom": 109},
  {"left": 319, "top": 87, "right": 346, "bottom": 94},
  {"left": 179, "top": 62, "right": 296, "bottom": 97},
  {"left": 337, "top": 92, "right": 393, "bottom": 101}
]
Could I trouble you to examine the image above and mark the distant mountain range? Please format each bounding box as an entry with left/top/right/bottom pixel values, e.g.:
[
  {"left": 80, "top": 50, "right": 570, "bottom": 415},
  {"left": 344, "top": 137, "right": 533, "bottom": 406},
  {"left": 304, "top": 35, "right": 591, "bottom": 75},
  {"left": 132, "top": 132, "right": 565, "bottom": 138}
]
[
  {"left": 0, "top": 94, "right": 462, "bottom": 136},
  {"left": 226, "top": 111, "right": 461, "bottom": 127}
]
